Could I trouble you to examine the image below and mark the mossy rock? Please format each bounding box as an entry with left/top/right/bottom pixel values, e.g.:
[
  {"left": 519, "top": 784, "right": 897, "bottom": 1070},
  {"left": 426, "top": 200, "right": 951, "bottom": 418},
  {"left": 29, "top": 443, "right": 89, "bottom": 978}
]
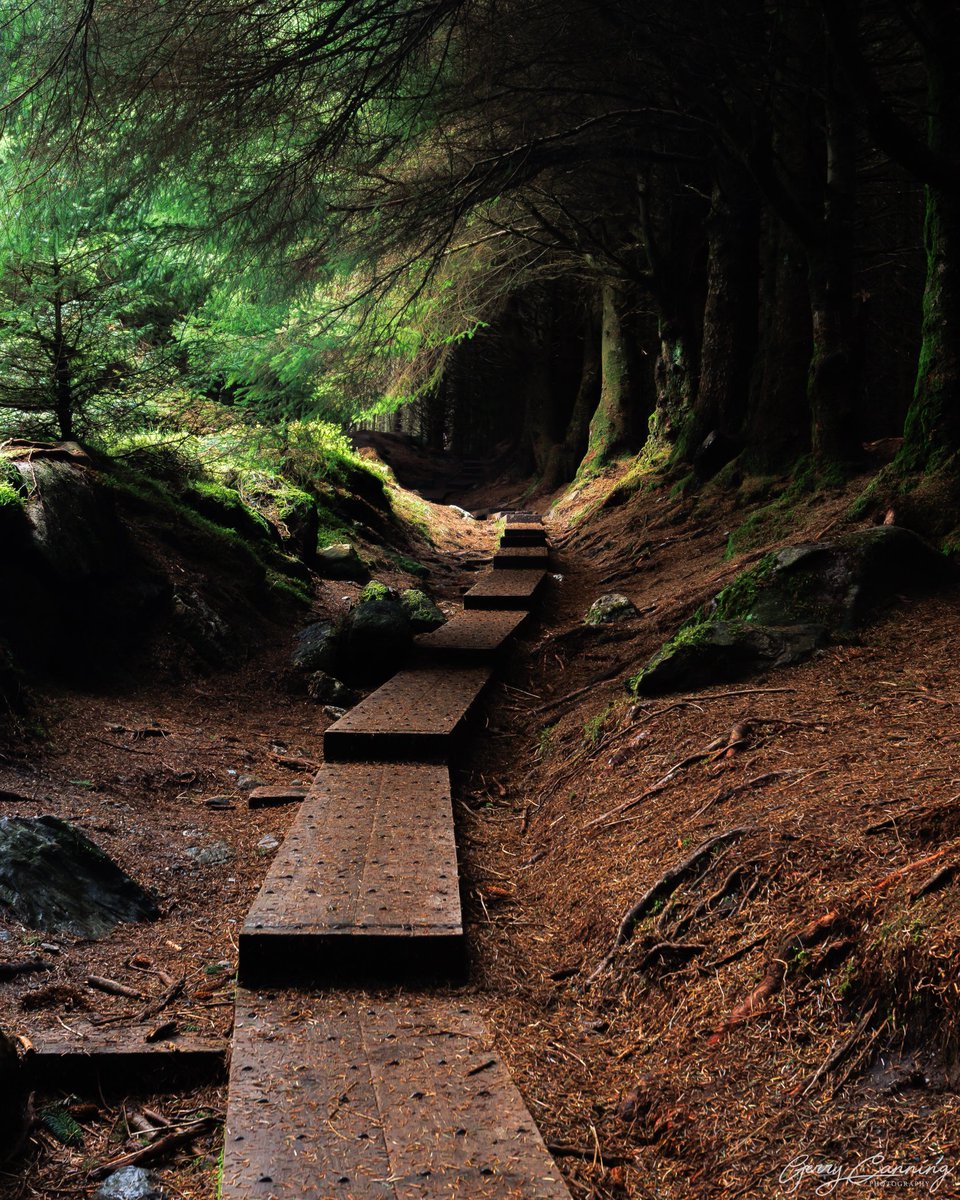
[
  {"left": 716, "top": 527, "right": 954, "bottom": 633},
  {"left": 338, "top": 592, "right": 412, "bottom": 679},
  {"left": 182, "top": 481, "right": 274, "bottom": 545},
  {"left": 306, "top": 670, "right": 358, "bottom": 707},
  {"left": 585, "top": 592, "right": 638, "bottom": 626},
  {"left": 629, "top": 620, "right": 827, "bottom": 696},
  {"left": 317, "top": 542, "right": 369, "bottom": 582},
  {"left": 359, "top": 580, "right": 395, "bottom": 604},
  {"left": 400, "top": 588, "right": 445, "bottom": 632}
]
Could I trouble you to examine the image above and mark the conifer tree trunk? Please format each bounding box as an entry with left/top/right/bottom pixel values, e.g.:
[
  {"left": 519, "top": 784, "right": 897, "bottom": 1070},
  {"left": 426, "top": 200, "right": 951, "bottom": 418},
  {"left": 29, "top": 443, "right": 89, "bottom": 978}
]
[
  {"left": 681, "top": 167, "right": 759, "bottom": 462},
  {"left": 901, "top": 28, "right": 960, "bottom": 470},
  {"left": 579, "top": 278, "right": 636, "bottom": 474},
  {"left": 540, "top": 297, "right": 601, "bottom": 490},
  {"left": 807, "top": 52, "right": 861, "bottom": 466}
]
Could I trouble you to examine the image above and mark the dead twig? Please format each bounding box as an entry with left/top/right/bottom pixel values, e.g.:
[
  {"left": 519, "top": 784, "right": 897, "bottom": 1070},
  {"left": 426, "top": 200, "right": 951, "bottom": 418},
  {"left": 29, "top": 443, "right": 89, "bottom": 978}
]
[
  {"left": 87, "top": 976, "right": 143, "bottom": 1001},
  {"left": 88, "top": 1116, "right": 218, "bottom": 1179}
]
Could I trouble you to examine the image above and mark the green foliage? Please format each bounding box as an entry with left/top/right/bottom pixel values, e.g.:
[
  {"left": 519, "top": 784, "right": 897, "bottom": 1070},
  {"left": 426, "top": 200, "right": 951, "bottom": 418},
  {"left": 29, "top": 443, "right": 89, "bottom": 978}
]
[{"left": 582, "top": 705, "right": 612, "bottom": 748}]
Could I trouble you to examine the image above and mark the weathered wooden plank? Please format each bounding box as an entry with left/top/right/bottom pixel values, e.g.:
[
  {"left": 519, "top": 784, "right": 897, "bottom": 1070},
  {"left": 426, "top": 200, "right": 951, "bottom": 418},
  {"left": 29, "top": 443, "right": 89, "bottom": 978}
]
[
  {"left": 463, "top": 570, "right": 546, "bottom": 611},
  {"left": 492, "top": 545, "right": 550, "bottom": 570},
  {"left": 323, "top": 667, "right": 491, "bottom": 761},
  {"left": 221, "top": 993, "right": 572, "bottom": 1200},
  {"left": 240, "top": 763, "right": 463, "bottom": 983},
  {"left": 27, "top": 1024, "right": 226, "bottom": 1087},
  {"left": 413, "top": 609, "right": 528, "bottom": 661}
]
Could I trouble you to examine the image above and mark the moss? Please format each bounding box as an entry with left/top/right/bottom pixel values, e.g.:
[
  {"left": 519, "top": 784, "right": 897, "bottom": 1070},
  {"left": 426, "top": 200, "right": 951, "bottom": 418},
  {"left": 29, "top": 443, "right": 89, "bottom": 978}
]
[
  {"left": 389, "top": 551, "right": 429, "bottom": 578},
  {"left": 184, "top": 480, "right": 272, "bottom": 538},
  {"left": 359, "top": 580, "right": 394, "bottom": 604},
  {"left": 711, "top": 554, "right": 777, "bottom": 621},
  {"left": 266, "top": 571, "right": 311, "bottom": 605},
  {"left": 399, "top": 588, "right": 441, "bottom": 626},
  {"left": 0, "top": 481, "right": 24, "bottom": 509}
]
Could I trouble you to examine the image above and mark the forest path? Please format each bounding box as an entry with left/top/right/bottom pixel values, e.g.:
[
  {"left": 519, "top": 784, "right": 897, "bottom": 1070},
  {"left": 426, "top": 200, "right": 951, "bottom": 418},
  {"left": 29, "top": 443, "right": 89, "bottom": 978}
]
[{"left": 219, "top": 512, "right": 573, "bottom": 1199}]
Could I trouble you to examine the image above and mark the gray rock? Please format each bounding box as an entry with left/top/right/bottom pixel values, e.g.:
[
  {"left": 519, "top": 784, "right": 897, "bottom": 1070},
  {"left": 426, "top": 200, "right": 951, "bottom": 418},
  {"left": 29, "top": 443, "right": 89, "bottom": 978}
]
[
  {"left": 96, "top": 1166, "right": 165, "bottom": 1200},
  {"left": 0, "top": 816, "right": 158, "bottom": 939},
  {"left": 317, "top": 542, "right": 369, "bottom": 582},
  {"left": 235, "top": 775, "right": 264, "bottom": 791},
  {"left": 172, "top": 588, "right": 232, "bottom": 664},
  {"left": 399, "top": 588, "right": 445, "bottom": 633},
  {"left": 306, "top": 671, "right": 357, "bottom": 707},
  {"left": 585, "top": 593, "right": 638, "bottom": 626},
  {"left": 256, "top": 834, "right": 281, "bottom": 855},
  {"left": 291, "top": 621, "right": 339, "bottom": 673},
  {"left": 630, "top": 620, "right": 827, "bottom": 696},
  {"left": 185, "top": 840, "right": 234, "bottom": 867}
]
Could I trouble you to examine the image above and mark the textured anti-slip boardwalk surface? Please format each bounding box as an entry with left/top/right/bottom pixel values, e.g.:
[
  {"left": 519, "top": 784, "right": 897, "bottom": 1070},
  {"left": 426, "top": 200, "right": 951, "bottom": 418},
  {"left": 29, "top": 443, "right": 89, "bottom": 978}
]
[
  {"left": 492, "top": 545, "right": 549, "bottom": 569},
  {"left": 324, "top": 666, "right": 492, "bottom": 760},
  {"left": 221, "top": 991, "right": 572, "bottom": 1200},
  {"left": 463, "top": 570, "right": 546, "bottom": 610},
  {"left": 414, "top": 609, "right": 528, "bottom": 659},
  {"left": 240, "top": 763, "right": 463, "bottom": 982}
]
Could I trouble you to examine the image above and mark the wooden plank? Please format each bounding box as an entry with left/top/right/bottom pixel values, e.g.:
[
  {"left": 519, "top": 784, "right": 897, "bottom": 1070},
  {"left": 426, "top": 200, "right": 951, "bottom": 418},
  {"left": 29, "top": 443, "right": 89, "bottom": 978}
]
[
  {"left": 492, "top": 545, "right": 549, "bottom": 570},
  {"left": 323, "top": 666, "right": 491, "bottom": 761},
  {"left": 240, "top": 764, "right": 463, "bottom": 984},
  {"left": 413, "top": 609, "right": 528, "bottom": 661},
  {"left": 27, "top": 1024, "right": 226, "bottom": 1087},
  {"left": 221, "top": 991, "right": 390, "bottom": 1200},
  {"left": 499, "top": 528, "right": 547, "bottom": 546},
  {"left": 463, "top": 570, "right": 546, "bottom": 611},
  {"left": 221, "top": 993, "right": 572, "bottom": 1200},
  {"left": 248, "top": 786, "right": 309, "bottom": 809}
]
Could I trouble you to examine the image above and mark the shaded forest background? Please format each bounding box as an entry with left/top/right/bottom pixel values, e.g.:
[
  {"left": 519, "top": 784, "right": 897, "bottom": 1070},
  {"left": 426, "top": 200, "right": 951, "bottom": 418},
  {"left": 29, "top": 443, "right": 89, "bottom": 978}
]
[{"left": 1, "top": 0, "right": 959, "bottom": 534}]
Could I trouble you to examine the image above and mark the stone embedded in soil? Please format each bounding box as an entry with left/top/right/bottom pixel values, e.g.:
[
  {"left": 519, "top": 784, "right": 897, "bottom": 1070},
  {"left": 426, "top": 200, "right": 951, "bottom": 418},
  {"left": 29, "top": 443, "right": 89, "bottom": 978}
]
[
  {"left": 95, "top": 1166, "right": 165, "bottom": 1200},
  {"left": 0, "top": 816, "right": 158, "bottom": 939},
  {"left": 316, "top": 542, "right": 368, "bottom": 582},
  {"left": 632, "top": 620, "right": 827, "bottom": 696},
  {"left": 185, "top": 840, "right": 234, "bottom": 867},
  {"left": 338, "top": 593, "right": 412, "bottom": 677},
  {"left": 585, "top": 592, "right": 638, "bottom": 625}
]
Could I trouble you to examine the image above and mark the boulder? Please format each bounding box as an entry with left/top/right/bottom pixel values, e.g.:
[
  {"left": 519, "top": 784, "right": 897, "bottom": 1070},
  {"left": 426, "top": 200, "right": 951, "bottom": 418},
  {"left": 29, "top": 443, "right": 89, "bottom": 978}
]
[
  {"left": 317, "top": 542, "right": 368, "bottom": 582},
  {"left": 399, "top": 588, "right": 445, "bottom": 632},
  {"left": 338, "top": 589, "right": 412, "bottom": 678},
  {"left": 585, "top": 593, "right": 638, "bottom": 626},
  {"left": 629, "top": 526, "right": 953, "bottom": 696},
  {"left": 729, "top": 526, "right": 953, "bottom": 633},
  {"left": 292, "top": 621, "right": 340, "bottom": 673},
  {"left": 630, "top": 620, "right": 827, "bottom": 695},
  {"left": 95, "top": 1166, "right": 165, "bottom": 1200},
  {"left": 0, "top": 816, "right": 158, "bottom": 939}
]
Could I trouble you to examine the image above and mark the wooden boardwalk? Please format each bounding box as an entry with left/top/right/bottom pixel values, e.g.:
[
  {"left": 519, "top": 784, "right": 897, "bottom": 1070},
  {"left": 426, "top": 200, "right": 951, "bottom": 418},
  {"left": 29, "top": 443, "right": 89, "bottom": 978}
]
[
  {"left": 222, "top": 513, "right": 571, "bottom": 1200},
  {"left": 240, "top": 763, "right": 463, "bottom": 983}
]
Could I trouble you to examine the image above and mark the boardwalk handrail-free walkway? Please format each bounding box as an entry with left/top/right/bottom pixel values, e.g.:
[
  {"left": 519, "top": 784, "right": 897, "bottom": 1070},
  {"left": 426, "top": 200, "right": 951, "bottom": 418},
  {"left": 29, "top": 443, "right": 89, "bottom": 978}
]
[{"left": 222, "top": 512, "right": 571, "bottom": 1200}]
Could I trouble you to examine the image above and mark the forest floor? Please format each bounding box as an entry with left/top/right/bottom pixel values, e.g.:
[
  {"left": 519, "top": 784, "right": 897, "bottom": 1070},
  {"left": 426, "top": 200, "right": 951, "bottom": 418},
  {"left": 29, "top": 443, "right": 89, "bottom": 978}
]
[{"left": 3, "top": 454, "right": 960, "bottom": 1200}]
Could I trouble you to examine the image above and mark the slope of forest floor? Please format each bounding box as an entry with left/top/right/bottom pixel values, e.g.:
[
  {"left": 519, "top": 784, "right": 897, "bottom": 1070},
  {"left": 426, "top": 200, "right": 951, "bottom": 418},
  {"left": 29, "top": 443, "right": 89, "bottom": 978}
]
[{"left": 3, "top": 453, "right": 959, "bottom": 1199}]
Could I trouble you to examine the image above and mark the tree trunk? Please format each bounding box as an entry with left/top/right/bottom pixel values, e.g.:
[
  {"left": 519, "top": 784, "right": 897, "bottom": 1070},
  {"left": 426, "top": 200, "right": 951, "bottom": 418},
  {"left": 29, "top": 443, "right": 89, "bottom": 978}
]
[
  {"left": 578, "top": 278, "right": 637, "bottom": 475},
  {"left": 540, "top": 297, "right": 601, "bottom": 490},
  {"left": 52, "top": 284, "right": 73, "bottom": 442},
  {"left": 680, "top": 168, "right": 760, "bottom": 463},
  {"left": 807, "top": 50, "right": 861, "bottom": 467},
  {"left": 742, "top": 213, "right": 812, "bottom": 469},
  {"left": 901, "top": 30, "right": 960, "bottom": 470}
]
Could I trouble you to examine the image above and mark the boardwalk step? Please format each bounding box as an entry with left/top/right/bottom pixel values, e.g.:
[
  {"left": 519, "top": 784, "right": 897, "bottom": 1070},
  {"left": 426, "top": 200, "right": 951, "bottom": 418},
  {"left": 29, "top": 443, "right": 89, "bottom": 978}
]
[
  {"left": 414, "top": 609, "right": 528, "bottom": 661},
  {"left": 492, "top": 544, "right": 550, "bottom": 569},
  {"left": 221, "top": 992, "right": 572, "bottom": 1200},
  {"left": 503, "top": 510, "right": 541, "bottom": 524},
  {"left": 323, "top": 665, "right": 492, "bottom": 761},
  {"left": 499, "top": 528, "right": 547, "bottom": 546},
  {"left": 27, "top": 1024, "right": 226, "bottom": 1087},
  {"left": 240, "top": 763, "right": 463, "bottom": 984},
  {"left": 463, "top": 569, "right": 546, "bottom": 611}
]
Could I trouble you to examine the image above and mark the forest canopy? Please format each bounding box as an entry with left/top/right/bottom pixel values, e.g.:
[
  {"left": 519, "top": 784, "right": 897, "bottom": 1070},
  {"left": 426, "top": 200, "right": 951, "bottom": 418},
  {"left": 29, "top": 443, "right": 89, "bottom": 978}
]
[{"left": 1, "top": 0, "right": 959, "bottom": 517}]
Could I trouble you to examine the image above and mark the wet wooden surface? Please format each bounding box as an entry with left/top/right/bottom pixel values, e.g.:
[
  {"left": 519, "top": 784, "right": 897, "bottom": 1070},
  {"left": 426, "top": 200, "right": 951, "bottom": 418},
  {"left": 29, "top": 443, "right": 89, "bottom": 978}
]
[
  {"left": 240, "top": 764, "right": 463, "bottom": 982},
  {"left": 462, "top": 570, "right": 546, "bottom": 611},
  {"left": 221, "top": 992, "right": 572, "bottom": 1200}
]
